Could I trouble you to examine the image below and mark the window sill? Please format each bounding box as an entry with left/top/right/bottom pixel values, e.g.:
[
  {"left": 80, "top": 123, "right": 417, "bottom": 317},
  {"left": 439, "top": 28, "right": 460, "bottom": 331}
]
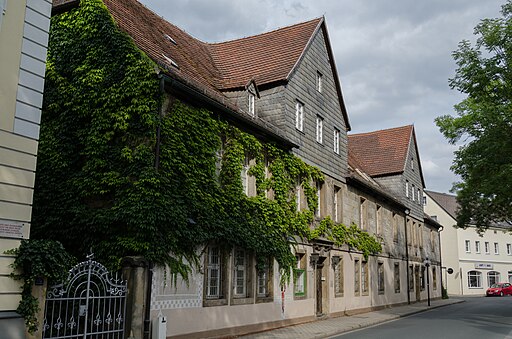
[
  {"left": 203, "top": 298, "right": 228, "bottom": 307},
  {"left": 256, "top": 296, "right": 274, "bottom": 303},
  {"left": 335, "top": 293, "right": 344, "bottom": 298},
  {"left": 231, "top": 297, "right": 254, "bottom": 306}
]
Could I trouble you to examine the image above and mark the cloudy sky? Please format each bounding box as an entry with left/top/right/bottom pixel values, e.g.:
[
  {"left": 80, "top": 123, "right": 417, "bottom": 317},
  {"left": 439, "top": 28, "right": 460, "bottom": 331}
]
[{"left": 139, "top": 0, "right": 504, "bottom": 194}]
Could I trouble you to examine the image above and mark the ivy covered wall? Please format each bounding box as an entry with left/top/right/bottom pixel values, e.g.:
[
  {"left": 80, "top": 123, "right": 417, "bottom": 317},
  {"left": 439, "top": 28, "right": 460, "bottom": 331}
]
[{"left": 33, "top": 0, "right": 380, "bottom": 281}]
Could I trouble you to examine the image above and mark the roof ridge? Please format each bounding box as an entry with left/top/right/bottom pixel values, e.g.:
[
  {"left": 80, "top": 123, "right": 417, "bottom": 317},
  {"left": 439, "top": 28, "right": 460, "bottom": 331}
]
[
  {"left": 208, "top": 17, "right": 324, "bottom": 46},
  {"left": 348, "top": 124, "right": 413, "bottom": 137}
]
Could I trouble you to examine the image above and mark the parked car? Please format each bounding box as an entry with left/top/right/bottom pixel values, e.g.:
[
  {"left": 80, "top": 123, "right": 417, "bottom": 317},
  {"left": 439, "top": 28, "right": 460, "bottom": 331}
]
[{"left": 486, "top": 283, "right": 512, "bottom": 297}]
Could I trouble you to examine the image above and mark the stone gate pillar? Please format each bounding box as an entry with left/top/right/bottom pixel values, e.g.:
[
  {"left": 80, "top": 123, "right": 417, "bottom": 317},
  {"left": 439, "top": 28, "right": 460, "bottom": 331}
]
[{"left": 122, "top": 257, "right": 149, "bottom": 339}]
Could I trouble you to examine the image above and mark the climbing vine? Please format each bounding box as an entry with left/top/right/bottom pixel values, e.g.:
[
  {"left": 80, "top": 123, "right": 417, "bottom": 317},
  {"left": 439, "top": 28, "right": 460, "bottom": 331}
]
[
  {"left": 32, "top": 0, "right": 381, "bottom": 290},
  {"left": 5, "top": 240, "right": 75, "bottom": 333}
]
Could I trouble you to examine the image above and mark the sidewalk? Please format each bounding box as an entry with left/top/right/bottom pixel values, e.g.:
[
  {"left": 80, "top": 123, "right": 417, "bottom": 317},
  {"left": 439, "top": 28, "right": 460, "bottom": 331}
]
[{"left": 241, "top": 298, "right": 464, "bottom": 338}]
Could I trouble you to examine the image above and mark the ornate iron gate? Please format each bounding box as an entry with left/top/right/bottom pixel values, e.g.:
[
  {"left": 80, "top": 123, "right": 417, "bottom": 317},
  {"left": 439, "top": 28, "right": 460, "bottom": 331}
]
[{"left": 42, "top": 255, "right": 127, "bottom": 338}]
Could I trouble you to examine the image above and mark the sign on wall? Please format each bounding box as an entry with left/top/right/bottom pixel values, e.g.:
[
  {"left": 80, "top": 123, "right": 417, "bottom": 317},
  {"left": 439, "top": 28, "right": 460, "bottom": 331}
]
[
  {"left": 474, "top": 263, "right": 493, "bottom": 269},
  {"left": 0, "top": 219, "right": 26, "bottom": 239}
]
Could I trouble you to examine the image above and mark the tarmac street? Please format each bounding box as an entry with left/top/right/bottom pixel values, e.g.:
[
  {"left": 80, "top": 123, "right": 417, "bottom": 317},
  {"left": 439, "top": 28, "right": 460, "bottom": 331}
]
[{"left": 241, "top": 297, "right": 498, "bottom": 339}]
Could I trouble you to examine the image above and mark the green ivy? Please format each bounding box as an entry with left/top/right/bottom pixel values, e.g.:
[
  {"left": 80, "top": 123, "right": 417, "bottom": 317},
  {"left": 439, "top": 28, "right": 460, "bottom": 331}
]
[
  {"left": 33, "top": 0, "right": 381, "bottom": 289},
  {"left": 5, "top": 240, "right": 75, "bottom": 333}
]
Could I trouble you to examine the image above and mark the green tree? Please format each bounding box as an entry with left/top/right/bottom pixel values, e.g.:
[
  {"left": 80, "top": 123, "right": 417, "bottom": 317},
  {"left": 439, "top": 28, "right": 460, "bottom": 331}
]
[{"left": 436, "top": 1, "right": 512, "bottom": 229}]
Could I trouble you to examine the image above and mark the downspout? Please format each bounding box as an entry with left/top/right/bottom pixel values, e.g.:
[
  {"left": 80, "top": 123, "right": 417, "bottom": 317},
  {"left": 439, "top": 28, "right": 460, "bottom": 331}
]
[
  {"left": 438, "top": 226, "right": 444, "bottom": 297},
  {"left": 144, "top": 74, "right": 164, "bottom": 339},
  {"left": 404, "top": 210, "right": 410, "bottom": 304}
]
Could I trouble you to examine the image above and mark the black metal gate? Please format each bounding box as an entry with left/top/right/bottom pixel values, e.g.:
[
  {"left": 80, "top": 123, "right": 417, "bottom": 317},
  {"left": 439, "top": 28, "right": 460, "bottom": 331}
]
[{"left": 42, "top": 255, "right": 127, "bottom": 338}]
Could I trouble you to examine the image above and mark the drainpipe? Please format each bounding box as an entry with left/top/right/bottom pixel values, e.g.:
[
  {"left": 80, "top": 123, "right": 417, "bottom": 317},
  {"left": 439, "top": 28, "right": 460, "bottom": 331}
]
[
  {"left": 143, "top": 74, "right": 165, "bottom": 339},
  {"left": 438, "top": 226, "right": 444, "bottom": 297},
  {"left": 404, "top": 209, "right": 410, "bottom": 304}
]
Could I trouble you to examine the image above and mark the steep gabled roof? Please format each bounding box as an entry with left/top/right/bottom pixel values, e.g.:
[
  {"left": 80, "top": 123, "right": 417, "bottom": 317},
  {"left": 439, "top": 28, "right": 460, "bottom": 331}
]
[
  {"left": 348, "top": 125, "right": 425, "bottom": 187},
  {"left": 209, "top": 18, "right": 322, "bottom": 90},
  {"left": 100, "top": 0, "right": 350, "bottom": 130}
]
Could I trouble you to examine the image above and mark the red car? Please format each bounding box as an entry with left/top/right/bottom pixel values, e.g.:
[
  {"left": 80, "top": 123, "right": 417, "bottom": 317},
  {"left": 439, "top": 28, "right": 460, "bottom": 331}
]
[{"left": 486, "top": 282, "right": 512, "bottom": 296}]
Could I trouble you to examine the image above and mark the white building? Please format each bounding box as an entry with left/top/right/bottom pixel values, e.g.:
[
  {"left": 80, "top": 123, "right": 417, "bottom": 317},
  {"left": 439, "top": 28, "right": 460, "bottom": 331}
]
[{"left": 425, "top": 190, "right": 512, "bottom": 296}]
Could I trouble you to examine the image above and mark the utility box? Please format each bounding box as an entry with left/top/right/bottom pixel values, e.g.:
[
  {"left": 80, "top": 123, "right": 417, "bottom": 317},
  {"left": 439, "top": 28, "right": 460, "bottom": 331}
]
[{"left": 152, "top": 315, "right": 167, "bottom": 339}]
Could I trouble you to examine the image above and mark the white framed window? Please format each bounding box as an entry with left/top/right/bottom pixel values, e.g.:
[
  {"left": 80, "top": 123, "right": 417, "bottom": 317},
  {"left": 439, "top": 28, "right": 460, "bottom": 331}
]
[
  {"left": 295, "top": 101, "right": 304, "bottom": 131},
  {"left": 257, "top": 266, "right": 268, "bottom": 297},
  {"left": 468, "top": 270, "right": 482, "bottom": 288},
  {"left": 475, "top": 241, "right": 481, "bottom": 253},
  {"left": 485, "top": 242, "right": 490, "bottom": 254},
  {"left": 507, "top": 244, "right": 511, "bottom": 255},
  {"left": 494, "top": 242, "right": 499, "bottom": 255},
  {"left": 488, "top": 271, "right": 500, "bottom": 287},
  {"left": 465, "top": 240, "right": 471, "bottom": 253},
  {"left": 405, "top": 181, "right": 409, "bottom": 198},
  {"left": 241, "top": 156, "right": 249, "bottom": 195},
  {"left": 317, "top": 71, "right": 323, "bottom": 92},
  {"left": 377, "top": 262, "right": 385, "bottom": 294},
  {"left": 333, "top": 128, "right": 340, "bottom": 154},
  {"left": 206, "top": 246, "right": 222, "bottom": 298},
  {"left": 294, "top": 254, "right": 306, "bottom": 297},
  {"left": 316, "top": 115, "right": 323, "bottom": 143},
  {"left": 315, "top": 182, "right": 322, "bottom": 218},
  {"left": 417, "top": 189, "right": 421, "bottom": 204},
  {"left": 248, "top": 92, "right": 255, "bottom": 116},
  {"left": 233, "top": 248, "right": 247, "bottom": 297},
  {"left": 412, "top": 184, "right": 415, "bottom": 201}
]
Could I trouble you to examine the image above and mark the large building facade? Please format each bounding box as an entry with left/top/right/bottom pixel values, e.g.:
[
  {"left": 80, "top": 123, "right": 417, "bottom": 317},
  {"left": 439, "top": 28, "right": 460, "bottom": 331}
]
[
  {"left": 0, "top": 0, "right": 52, "bottom": 336},
  {"left": 425, "top": 190, "right": 512, "bottom": 296},
  {"left": 42, "top": 1, "right": 442, "bottom": 338}
]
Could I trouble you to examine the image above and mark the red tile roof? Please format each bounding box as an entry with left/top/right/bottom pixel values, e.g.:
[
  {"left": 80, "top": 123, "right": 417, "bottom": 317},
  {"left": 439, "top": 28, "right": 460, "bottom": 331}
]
[
  {"left": 348, "top": 125, "right": 413, "bottom": 177},
  {"left": 99, "top": 0, "right": 349, "bottom": 130},
  {"left": 209, "top": 18, "right": 322, "bottom": 90}
]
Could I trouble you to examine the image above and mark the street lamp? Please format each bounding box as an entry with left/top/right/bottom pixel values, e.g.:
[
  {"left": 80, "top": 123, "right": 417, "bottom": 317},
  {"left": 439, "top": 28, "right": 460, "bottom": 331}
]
[{"left": 424, "top": 257, "right": 431, "bottom": 306}]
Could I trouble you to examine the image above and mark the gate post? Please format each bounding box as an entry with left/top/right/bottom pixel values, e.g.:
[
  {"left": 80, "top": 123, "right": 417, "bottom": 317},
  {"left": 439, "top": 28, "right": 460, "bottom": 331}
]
[
  {"left": 122, "top": 257, "right": 149, "bottom": 339},
  {"left": 27, "top": 278, "right": 47, "bottom": 339}
]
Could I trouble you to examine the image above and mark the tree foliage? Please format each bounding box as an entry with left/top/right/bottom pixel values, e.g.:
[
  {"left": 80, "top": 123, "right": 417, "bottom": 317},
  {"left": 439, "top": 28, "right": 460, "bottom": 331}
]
[
  {"left": 33, "top": 0, "right": 381, "bottom": 284},
  {"left": 436, "top": 1, "right": 512, "bottom": 229}
]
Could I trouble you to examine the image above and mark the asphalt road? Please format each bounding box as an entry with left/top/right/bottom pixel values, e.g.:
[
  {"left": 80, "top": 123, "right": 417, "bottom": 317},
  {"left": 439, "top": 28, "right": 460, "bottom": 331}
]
[{"left": 331, "top": 296, "right": 512, "bottom": 339}]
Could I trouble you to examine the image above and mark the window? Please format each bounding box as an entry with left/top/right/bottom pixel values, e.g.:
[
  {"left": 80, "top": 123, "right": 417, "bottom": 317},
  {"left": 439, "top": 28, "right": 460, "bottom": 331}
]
[
  {"left": 409, "top": 265, "right": 414, "bottom": 291},
  {"left": 333, "top": 128, "right": 340, "bottom": 154},
  {"left": 376, "top": 205, "right": 382, "bottom": 235},
  {"left": 485, "top": 242, "right": 490, "bottom": 254},
  {"left": 294, "top": 254, "right": 306, "bottom": 297},
  {"left": 359, "top": 198, "right": 367, "bottom": 230},
  {"left": 241, "top": 156, "right": 249, "bottom": 196},
  {"left": 361, "top": 261, "right": 369, "bottom": 295},
  {"left": 333, "top": 186, "right": 340, "bottom": 223},
  {"left": 465, "top": 240, "right": 471, "bottom": 253},
  {"left": 417, "top": 189, "right": 421, "bottom": 205},
  {"left": 412, "top": 184, "right": 415, "bottom": 201},
  {"left": 508, "top": 271, "right": 512, "bottom": 283},
  {"left": 257, "top": 258, "right": 272, "bottom": 299},
  {"left": 488, "top": 271, "right": 500, "bottom": 287},
  {"left": 296, "top": 183, "right": 301, "bottom": 211},
  {"left": 0, "top": 0, "right": 6, "bottom": 30},
  {"left": 405, "top": 181, "right": 409, "bottom": 198},
  {"left": 333, "top": 256, "right": 344, "bottom": 297},
  {"left": 315, "top": 182, "right": 322, "bottom": 218},
  {"left": 378, "top": 262, "right": 385, "bottom": 294},
  {"left": 295, "top": 101, "right": 304, "bottom": 131},
  {"left": 475, "top": 241, "right": 481, "bottom": 254},
  {"left": 411, "top": 157, "right": 414, "bottom": 170},
  {"left": 507, "top": 244, "right": 511, "bottom": 255},
  {"left": 468, "top": 270, "right": 482, "bottom": 288},
  {"left": 394, "top": 262, "right": 400, "bottom": 293},
  {"left": 233, "top": 248, "right": 248, "bottom": 297},
  {"left": 317, "top": 71, "right": 323, "bottom": 92},
  {"left": 392, "top": 213, "right": 399, "bottom": 243},
  {"left": 206, "top": 246, "right": 223, "bottom": 299},
  {"left": 432, "top": 266, "right": 437, "bottom": 290},
  {"left": 420, "top": 266, "right": 426, "bottom": 290},
  {"left": 248, "top": 92, "right": 255, "bottom": 116},
  {"left": 316, "top": 115, "right": 323, "bottom": 143},
  {"left": 494, "top": 242, "right": 499, "bottom": 255},
  {"left": 354, "top": 259, "right": 360, "bottom": 295}
]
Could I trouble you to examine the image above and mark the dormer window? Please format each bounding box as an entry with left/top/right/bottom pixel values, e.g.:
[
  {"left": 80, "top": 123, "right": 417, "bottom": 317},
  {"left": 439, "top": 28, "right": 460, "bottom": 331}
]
[
  {"left": 248, "top": 92, "right": 255, "bottom": 116},
  {"left": 317, "top": 71, "right": 323, "bottom": 93},
  {"left": 164, "top": 34, "right": 178, "bottom": 45},
  {"left": 162, "top": 54, "right": 179, "bottom": 69}
]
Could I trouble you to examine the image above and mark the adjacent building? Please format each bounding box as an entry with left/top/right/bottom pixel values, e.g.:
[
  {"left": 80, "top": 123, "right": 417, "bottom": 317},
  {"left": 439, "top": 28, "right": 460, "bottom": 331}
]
[
  {"left": 425, "top": 190, "right": 512, "bottom": 296},
  {"left": 0, "top": 0, "right": 52, "bottom": 335}
]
